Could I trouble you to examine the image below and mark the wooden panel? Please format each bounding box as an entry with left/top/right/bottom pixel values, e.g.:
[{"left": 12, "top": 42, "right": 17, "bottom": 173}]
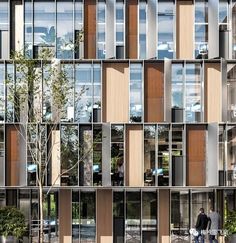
[
  {"left": 6, "top": 126, "right": 19, "bottom": 186},
  {"left": 159, "top": 190, "right": 170, "bottom": 243},
  {"left": 126, "top": 0, "right": 138, "bottom": 59},
  {"left": 126, "top": 125, "right": 143, "bottom": 186},
  {"left": 102, "top": 63, "right": 129, "bottom": 122},
  {"left": 84, "top": 0, "right": 96, "bottom": 59},
  {"left": 144, "top": 63, "right": 164, "bottom": 122},
  {"left": 51, "top": 130, "right": 60, "bottom": 186},
  {"left": 59, "top": 189, "right": 72, "bottom": 243},
  {"left": 176, "top": 1, "right": 194, "bottom": 59},
  {"left": 186, "top": 125, "right": 206, "bottom": 186},
  {"left": 97, "top": 189, "right": 113, "bottom": 243},
  {"left": 204, "top": 63, "right": 222, "bottom": 122}
]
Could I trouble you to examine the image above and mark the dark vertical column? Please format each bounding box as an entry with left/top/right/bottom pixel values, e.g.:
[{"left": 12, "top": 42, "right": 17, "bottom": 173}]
[{"left": 84, "top": 0, "right": 96, "bottom": 59}]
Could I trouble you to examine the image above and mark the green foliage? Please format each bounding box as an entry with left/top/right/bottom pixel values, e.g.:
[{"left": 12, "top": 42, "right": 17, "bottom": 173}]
[
  {"left": 225, "top": 210, "right": 236, "bottom": 236},
  {"left": 0, "top": 207, "right": 27, "bottom": 240}
]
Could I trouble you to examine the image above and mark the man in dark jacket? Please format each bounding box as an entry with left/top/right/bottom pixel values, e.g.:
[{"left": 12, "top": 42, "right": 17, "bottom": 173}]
[{"left": 194, "top": 208, "right": 209, "bottom": 243}]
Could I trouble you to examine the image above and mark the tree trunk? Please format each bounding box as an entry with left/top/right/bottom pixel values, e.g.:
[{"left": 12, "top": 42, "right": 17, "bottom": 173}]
[{"left": 39, "top": 183, "right": 44, "bottom": 243}]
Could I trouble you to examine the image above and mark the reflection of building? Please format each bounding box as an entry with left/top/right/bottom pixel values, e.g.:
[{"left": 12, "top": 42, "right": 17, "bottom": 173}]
[{"left": 1, "top": 0, "right": 236, "bottom": 243}]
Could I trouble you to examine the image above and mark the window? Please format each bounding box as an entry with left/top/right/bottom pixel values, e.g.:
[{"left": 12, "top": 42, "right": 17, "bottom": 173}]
[
  {"left": 24, "top": 0, "right": 33, "bottom": 57},
  {"left": 111, "top": 125, "right": 124, "bottom": 186},
  {"left": 139, "top": 0, "right": 147, "bottom": 59},
  {"left": 130, "top": 63, "right": 143, "bottom": 122},
  {"left": 195, "top": 0, "right": 208, "bottom": 58},
  {"left": 142, "top": 191, "right": 157, "bottom": 243},
  {"left": 0, "top": 64, "right": 5, "bottom": 122},
  {"left": 56, "top": 1, "right": 73, "bottom": 59},
  {"left": 116, "top": 0, "right": 125, "bottom": 58},
  {"left": 157, "top": 125, "right": 170, "bottom": 186},
  {"left": 61, "top": 125, "right": 78, "bottom": 186},
  {"left": 144, "top": 125, "right": 156, "bottom": 186},
  {"left": 171, "top": 190, "right": 190, "bottom": 242},
  {"left": 126, "top": 191, "right": 141, "bottom": 242},
  {"left": 80, "top": 191, "right": 96, "bottom": 243},
  {"left": 171, "top": 63, "right": 203, "bottom": 122},
  {"left": 157, "top": 0, "right": 175, "bottom": 59},
  {"left": 97, "top": 0, "right": 106, "bottom": 59},
  {"left": 0, "top": 125, "right": 4, "bottom": 186}
]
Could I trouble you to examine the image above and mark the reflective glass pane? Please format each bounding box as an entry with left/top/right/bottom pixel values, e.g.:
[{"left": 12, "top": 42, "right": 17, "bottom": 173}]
[
  {"left": 34, "top": 1, "right": 55, "bottom": 47},
  {"left": 130, "top": 63, "right": 143, "bottom": 122},
  {"left": 157, "top": 0, "right": 174, "bottom": 59},
  {"left": 0, "top": 1, "right": 8, "bottom": 30},
  {"left": 139, "top": 1, "right": 147, "bottom": 59},
  {"left": 56, "top": 1, "right": 73, "bottom": 59},
  {"left": 172, "top": 64, "right": 184, "bottom": 109},
  {"left": 126, "top": 191, "right": 141, "bottom": 243},
  {"left": 24, "top": 0, "right": 33, "bottom": 57}
]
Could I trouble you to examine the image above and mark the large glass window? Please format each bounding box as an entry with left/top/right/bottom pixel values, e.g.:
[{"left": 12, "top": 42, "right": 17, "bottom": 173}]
[
  {"left": 130, "top": 63, "right": 143, "bottom": 122},
  {"left": 0, "top": 64, "right": 5, "bottom": 122},
  {"left": 116, "top": 0, "right": 125, "bottom": 58},
  {"left": 172, "top": 124, "right": 184, "bottom": 186},
  {"left": 24, "top": 0, "right": 33, "bottom": 57},
  {"left": 56, "top": 1, "right": 73, "bottom": 59},
  {"left": 157, "top": 0, "right": 175, "bottom": 59},
  {"left": 111, "top": 125, "right": 124, "bottom": 186},
  {"left": 142, "top": 191, "right": 157, "bottom": 243},
  {"left": 61, "top": 125, "right": 78, "bottom": 186},
  {"left": 126, "top": 191, "right": 141, "bottom": 242},
  {"left": 0, "top": 0, "right": 8, "bottom": 31},
  {"left": 219, "top": 0, "right": 229, "bottom": 28},
  {"left": 75, "top": 64, "right": 101, "bottom": 123},
  {"left": 72, "top": 191, "right": 79, "bottom": 242},
  {"left": 171, "top": 190, "right": 190, "bottom": 243},
  {"left": 97, "top": 0, "right": 106, "bottom": 59},
  {"left": 144, "top": 125, "right": 156, "bottom": 186},
  {"left": 219, "top": 125, "right": 226, "bottom": 186},
  {"left": 185, "top": 63, "right": 202, "bottom": 122},
  {"left": 195, "top": 0, "right": 208, "bottom": 58},
  {"left": 80, "top": 191, "right": 96, "bottom": 243},
  {"left": 93, "top": 124, "right": 102, "bottom": 186},
  {"left": 139, "top": 0, "right": 147, "bottom": 59},
  {"left": 34, "top": 1, "right": 55, "bottom": 54},
  {"left": 171, "top": 63, "right": 203, "bottom": 122},
  {"left": 227, "top": 64, "right": 236, "bottom": 122},
  {"left": 157, "top": 125, "right": 170, "bottom": 186},
  {"left": 79, "top": 125, "right": 93, "bottom": 186}
]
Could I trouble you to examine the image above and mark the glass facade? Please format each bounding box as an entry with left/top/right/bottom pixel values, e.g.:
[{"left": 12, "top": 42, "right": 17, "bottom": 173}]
[
  {"left": 97, "top": 0, "right": 106, "bottom": 59},
  {"left": 139, "top": 0, "right": 147, "bottom": 59}
]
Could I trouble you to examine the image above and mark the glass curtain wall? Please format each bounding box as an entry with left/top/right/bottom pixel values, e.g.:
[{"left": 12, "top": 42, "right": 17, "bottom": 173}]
[
  {"left": 130, "top": 63, "right": 143, "bottom": 122},
  {"left": 157, "top": 0, "right": 175, "bottom": 59},
  {"left": 195, "top": 0, "right": 208, "bottom": 58},
  {"left": 111, "top": 125, "right": 124, "bottom": 186}
]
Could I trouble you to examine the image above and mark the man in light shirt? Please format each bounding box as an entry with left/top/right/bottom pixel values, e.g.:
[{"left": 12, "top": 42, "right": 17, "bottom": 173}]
[{"left": 208, "top": 207, "right": 221, "bottom": 243}]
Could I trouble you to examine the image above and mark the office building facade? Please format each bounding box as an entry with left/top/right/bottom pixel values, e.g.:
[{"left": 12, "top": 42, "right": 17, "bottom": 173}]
[{"left": 0, "top": 0, "right": 236, "bottom": 243}]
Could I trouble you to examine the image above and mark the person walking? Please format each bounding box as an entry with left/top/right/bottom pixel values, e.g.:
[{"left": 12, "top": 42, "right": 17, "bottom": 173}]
[
  {"left": 195, "top": 208, "right": 209, "bottom": 243},
  {"left": 208, "top": 207, "right": 220, "bottom": 243}
]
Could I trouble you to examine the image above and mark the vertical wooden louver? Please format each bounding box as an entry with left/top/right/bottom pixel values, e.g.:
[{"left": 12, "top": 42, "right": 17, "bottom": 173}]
[{"left": 84, "top": 0, "right": 96, "bottom": 59}]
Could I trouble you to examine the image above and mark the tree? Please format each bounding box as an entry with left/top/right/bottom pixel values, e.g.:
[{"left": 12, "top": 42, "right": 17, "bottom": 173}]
[{"left": 6, "top": 48, "right": 94, "bottom": 243}]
